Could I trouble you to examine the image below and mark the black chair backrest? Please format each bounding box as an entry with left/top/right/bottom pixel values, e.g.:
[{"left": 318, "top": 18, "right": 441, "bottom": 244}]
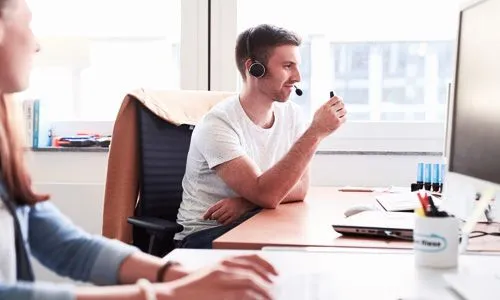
[{"left": 135, "top": 101, "right": 194, "bottom": 222}]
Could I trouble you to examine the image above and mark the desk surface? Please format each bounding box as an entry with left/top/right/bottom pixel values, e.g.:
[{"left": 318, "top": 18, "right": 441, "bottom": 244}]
[
  {"left": 213, "top": 187, "right": 500, "bottom": 251},
  {"left": 165, "top": 248, "right": 500, "bottom": 300}
]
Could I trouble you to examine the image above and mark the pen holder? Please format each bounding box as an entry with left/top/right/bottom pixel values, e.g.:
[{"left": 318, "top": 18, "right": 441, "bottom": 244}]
[{"left": 413, "top": 215, "right": 459, "bottom": 268}]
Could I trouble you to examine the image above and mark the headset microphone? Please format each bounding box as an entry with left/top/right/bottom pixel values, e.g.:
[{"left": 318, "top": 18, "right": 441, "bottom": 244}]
[{"left": 294, "top": 85, "right": 303, "bottom": 96}]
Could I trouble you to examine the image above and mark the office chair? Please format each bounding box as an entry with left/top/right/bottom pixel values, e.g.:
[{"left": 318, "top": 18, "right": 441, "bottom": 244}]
[{"left": 127, "top": 101, "right": 192, "bottom": 257}]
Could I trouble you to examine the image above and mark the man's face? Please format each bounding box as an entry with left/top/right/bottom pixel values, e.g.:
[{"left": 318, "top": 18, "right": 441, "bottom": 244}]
[{"left": 258, "top": 45, "right": 301, "bottom": 102}]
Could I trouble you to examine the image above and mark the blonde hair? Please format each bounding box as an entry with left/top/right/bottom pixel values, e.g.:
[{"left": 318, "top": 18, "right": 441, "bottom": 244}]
[{"left": 0, "top": 94, "right": 49, "bottom": 205}]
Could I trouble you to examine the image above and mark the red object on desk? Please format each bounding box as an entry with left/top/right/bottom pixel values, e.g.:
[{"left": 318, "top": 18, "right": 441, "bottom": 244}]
[{"left": 417, "top": 192, "right": 429, "bottom": 214}]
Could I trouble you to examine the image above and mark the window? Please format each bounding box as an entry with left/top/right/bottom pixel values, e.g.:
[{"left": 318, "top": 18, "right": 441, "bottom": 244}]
[
  {"left": 25, "top": 0, "right": 185, "bottom": 121},
  {"left": 334, "top": 44, "right": 370, "bottom": 80},
  {"left": 209, "top": 0, "right": 460, "bottom": 151},
  {"left": 23, "top": 0, "right": 460, "bottom": 152}
]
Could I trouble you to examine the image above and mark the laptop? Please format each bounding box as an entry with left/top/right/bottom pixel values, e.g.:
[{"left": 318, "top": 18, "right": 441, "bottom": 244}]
[{"left": 332, "top": 211, "right": 415, "bottom": 240}]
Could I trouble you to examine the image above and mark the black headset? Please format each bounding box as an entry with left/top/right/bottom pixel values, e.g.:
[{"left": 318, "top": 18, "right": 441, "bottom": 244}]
[{"left": 246, "top": 28, "right": 266, "bottom": 78}]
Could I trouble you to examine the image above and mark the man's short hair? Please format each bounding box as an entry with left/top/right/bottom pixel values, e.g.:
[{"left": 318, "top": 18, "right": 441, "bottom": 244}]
[{"left": 235, "top": 24, "right": 302, "bottom": 79}]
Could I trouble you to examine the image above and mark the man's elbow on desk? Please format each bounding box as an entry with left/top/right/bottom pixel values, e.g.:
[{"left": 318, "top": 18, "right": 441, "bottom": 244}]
[
  {"left": 235, "top": 179, "right": 309, "bottom": 208},
  {"left": 248, "top": 194, "right": 282, "bottom": 209},
  {"left": 254, "top": 180, "right": 309, "bottom": 208},
  {"left": 281, "top": 177, "right": 309, "bottom": 204},
  {"left": 242, "top": 187, "right": 297, "bottom": 208},
  {"left": 281, "top": 196, "right": 306, "bottom": 204},
  {"left": 252, "top": 190, "right": 307, "bottom": 209}
]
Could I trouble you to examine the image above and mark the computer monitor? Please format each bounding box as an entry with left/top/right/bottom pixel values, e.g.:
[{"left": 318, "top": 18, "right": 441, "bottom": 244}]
[{"left": 443, "top": 0, "right": 500, "bottom": 220}]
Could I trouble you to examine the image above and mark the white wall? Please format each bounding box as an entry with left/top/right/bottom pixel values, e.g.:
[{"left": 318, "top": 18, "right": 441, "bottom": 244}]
[
  {"left": 27, "top": 151, "right": 442, "bottom": 187},
  {"left": 27, "top": 152, "right": 108, "bottom": 283},
  {"left": 311, "top": 153, "right": 443, "bottom": 187},
  {"left": 27, "top": 150, "right": 442, "bottom": 282}
]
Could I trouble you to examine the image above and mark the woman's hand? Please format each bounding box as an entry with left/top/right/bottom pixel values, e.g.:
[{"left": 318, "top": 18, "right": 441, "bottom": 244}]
[
  {"left": 162, "top": 263, "right": 189, "bottom": 281},
  {"left": 157, "top": 254, "right": 278, "bottom": 300}
]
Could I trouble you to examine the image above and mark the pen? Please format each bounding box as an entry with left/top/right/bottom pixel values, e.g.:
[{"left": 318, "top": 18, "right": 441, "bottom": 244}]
[
  {"left": 419, "top": 193, "right": 449, "bottom": 217},
  {"left": 417, "top": 192, "right": 429, "bottom": 216},
  {"left": 338, "top": 187, "right": 374, "bottom": 192},
  {"left": 427, "top": 195, "right": 440, "bottom": 216}
]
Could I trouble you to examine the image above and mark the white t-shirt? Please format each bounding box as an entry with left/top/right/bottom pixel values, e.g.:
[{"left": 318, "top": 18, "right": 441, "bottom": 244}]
[
  {"left": 0, "top": 199, "right": 16, "bottom": 283},
  {"left": 175, "top": 96, "right": 306, "bottom": 240}
]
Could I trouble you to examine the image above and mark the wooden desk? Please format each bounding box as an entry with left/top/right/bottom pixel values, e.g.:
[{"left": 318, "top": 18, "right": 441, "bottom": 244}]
[{"left": 213, "top": 187, "right": 500, "bottom": 252}]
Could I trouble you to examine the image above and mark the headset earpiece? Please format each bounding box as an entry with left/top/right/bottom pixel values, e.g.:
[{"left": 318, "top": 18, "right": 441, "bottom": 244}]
[{"left": 248, "top": 61, "right": 266, "bottom": 78}]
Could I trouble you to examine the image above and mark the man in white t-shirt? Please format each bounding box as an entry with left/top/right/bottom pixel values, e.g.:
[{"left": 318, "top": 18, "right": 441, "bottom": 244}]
[{"left": 175, "top": 24, "right": 347, "bottom": 248}]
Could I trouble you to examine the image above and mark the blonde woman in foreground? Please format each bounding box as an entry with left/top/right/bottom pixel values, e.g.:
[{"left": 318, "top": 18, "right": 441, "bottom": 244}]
[{"left": 0, "top": 0, "right": 277, "bottom": 299}]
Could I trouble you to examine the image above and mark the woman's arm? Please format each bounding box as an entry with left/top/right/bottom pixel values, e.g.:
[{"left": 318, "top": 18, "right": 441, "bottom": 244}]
[
  {"left": 75, "top": 284, "right": 160, "bottom": 300},
  {"left": 117, "top": 251, "right": 187, "bottom": 284},
  {"left": 27, "top": 201, "right": 186, "bottom": 285},
  {"left": 27, "top": 201, "right": 139, "bottom": 285},
  {"left": 24, "top": 202, "right": 276, "bottom": 300},
  {"left": 0, "top": 280, "right": 168, "bottom": 300},
  {"left": 1, "top": 254, "right": 275, "bottom": 300},
  {"left": 75, "top": 254, "right": 278, "bottom": 300},
  {"left": 0, "top": 281, "right": 74, "bottom": 300}
]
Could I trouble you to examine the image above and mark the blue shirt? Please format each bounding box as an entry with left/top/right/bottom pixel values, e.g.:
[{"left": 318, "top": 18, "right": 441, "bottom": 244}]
[{"left": 0, "top": 201, "right": 139, "bottom": 300}]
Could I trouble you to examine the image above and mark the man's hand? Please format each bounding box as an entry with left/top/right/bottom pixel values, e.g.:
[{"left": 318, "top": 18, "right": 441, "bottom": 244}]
[
  {"left": 203, "top": 197, "right": 256, "bottom": 225},
  {"left": 309, "top": 96, "right": 347, "bottom": 139}
]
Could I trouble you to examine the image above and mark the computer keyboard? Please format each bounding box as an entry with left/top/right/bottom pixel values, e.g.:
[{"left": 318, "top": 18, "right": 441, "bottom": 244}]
[{"left": 272, "top": 272, "right": 337, "bottom": 300}]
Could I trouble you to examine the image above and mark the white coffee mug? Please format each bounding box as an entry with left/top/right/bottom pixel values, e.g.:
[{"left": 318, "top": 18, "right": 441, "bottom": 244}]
[{"left": 413, "top": 215, "right": 459, "bottom": 268}]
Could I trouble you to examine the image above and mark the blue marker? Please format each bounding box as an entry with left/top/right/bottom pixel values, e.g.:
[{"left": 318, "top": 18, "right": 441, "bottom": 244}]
[
  {"left": 440, "top": 164, "right": 447, "bottom": 192},
  {"left": 432, "top": 163, "right": 440, "bottom": 192},
  {"left": 417, "top": 163, "right": 424, "bottom": 188},
  {"left": 424, "top": 163, "right": 432, "bottom": 191}
]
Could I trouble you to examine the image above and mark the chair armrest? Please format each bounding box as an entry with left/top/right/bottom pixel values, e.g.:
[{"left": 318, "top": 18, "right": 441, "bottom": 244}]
[{"left": 127, "top": 216, "right": 183, "bottom": 235}]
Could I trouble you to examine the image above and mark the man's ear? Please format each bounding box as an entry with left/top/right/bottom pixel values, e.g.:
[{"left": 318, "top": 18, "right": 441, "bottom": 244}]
[{"left": 244, "top": 58, "right": 253, "bottom": 72}]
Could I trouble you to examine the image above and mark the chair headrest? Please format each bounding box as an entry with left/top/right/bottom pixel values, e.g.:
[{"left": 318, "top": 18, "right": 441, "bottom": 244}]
[{"left": 127, "top": 88, "right": 236, "bottom": 126}]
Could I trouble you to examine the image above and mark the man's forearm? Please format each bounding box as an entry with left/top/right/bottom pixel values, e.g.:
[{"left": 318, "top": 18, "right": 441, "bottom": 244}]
[
  {"left": 256, "top": 128, "right": 320, "bottom": 207},
  {"left": 282, "top": 172, "right": 310, "bottom": 203}
]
